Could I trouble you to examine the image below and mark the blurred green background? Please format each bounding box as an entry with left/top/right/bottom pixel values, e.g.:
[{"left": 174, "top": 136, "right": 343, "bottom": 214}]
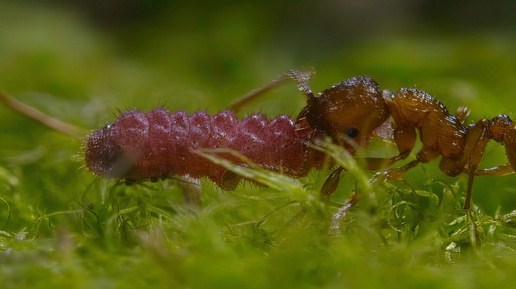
[{"left": 2, "top": 0, "right": 516, "bottom": 288}]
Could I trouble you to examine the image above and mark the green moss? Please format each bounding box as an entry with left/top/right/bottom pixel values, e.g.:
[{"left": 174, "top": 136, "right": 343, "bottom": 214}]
[{"left": 2, "top": 1, "right": 516, "bottom": 288}]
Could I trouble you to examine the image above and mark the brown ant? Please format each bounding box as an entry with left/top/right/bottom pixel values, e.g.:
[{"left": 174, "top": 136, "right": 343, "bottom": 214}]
[{"left": 232, "top": 70, "right": 516, "bottom": 238}]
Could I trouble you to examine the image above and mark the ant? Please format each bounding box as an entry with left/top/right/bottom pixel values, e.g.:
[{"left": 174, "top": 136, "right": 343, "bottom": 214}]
[{"left": 232, "top": 70, "right": 516, "bottom": 240}]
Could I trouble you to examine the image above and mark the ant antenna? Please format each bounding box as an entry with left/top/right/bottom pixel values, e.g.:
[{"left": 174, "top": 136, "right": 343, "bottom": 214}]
[{"left": 228, "top": 69, "right": 316, "bottom": 113}]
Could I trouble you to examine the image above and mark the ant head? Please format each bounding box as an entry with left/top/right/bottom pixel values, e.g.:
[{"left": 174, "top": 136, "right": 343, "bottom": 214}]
[{"left": 304, "top": 76, "right": 390, "bottom": 147}]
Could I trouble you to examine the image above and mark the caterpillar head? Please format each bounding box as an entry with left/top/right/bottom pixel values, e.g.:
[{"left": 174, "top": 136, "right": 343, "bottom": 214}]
[
  {"left": 85, "top": 110, "right": 149, "bottom": 179},
  {"left": 85, "top": 123, "right": 135, "bottom": 178}
]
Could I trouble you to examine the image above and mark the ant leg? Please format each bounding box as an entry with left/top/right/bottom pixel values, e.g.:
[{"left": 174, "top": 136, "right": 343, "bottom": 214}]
[
  {"left": 361, "top": 156, "right": 403, "bottom": 171},
  {"left": 462, "top": 120, "right": 490, "bottom": 210},
  {"left": 374, "top": 141, "right": 443, "bottom": 183},
  {"left": 369, "top": 127, "right": 420, "bottom": 181},
  {"left": 465, "top": 168, "right": 481, "bottom": 246},
  {"left": 341, "top": 126, "right": 418, "bottom": 175},
  {"left": 467, "top": 123, "right": 516, "bottom": 246},
  {"left": 321, "top": 166, "right": 345, "bottom": 199},
  {"left": 440, "top": 120, "right": 490, "bottom": 246},
  {"left": 321, "top": 155, "right": 403, "bottom": 199},
  {"left": 440, "top": 120, "right": 490, "bottom": 209},
  {"left": 471, "top": 122, "right": 516, "bottom": 175},
  {"left": 503, "top": 124, "right": 516, "bottom": 174},
  {"left": 323, "top": 127, "right": 418, "bottom": 199},
  {"left": 475, "top": 164, "right": 514, "bottom": 176},
  {"left": 228, "top": 69, "right": 315, "bottom": 113},
  {"left": 372, "top": 159, "right": 421, "bottom": 182},
  {"left": 330, "top": 189, "right": 360, "bottom": 232},
  {"left": 328, "top": 128, "right": 420, "bottom": 225}
]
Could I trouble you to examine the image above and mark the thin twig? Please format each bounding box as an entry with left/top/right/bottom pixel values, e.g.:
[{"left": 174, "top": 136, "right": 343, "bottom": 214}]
[{"left": 0, "top": 91, "right": 82, "bottom": 138}]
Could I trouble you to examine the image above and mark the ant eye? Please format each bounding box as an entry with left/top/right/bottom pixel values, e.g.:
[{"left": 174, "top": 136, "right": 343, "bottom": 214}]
[{"left": 345, "top": 128, "right": 359, "bottom": 138}]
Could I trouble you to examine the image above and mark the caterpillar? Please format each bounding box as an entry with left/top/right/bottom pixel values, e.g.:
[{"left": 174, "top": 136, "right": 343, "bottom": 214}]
[{"left": 85, "top": 108, "right": 327, "bottom": 190}]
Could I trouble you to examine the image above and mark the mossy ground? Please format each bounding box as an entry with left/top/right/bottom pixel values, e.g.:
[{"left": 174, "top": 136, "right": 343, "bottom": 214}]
[{"left": 2, "top": 1, "right": 516, "bottom": 288}]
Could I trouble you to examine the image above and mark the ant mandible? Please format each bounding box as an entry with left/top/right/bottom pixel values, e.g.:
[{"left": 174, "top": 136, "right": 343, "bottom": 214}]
[{"left": 230, "top": 70, "right": 516, "bottom": 218}]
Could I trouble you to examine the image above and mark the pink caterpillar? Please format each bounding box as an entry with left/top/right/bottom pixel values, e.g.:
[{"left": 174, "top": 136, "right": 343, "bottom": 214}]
[{"left": 85, "top": 108, "right": 325, "bottom": 189}]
